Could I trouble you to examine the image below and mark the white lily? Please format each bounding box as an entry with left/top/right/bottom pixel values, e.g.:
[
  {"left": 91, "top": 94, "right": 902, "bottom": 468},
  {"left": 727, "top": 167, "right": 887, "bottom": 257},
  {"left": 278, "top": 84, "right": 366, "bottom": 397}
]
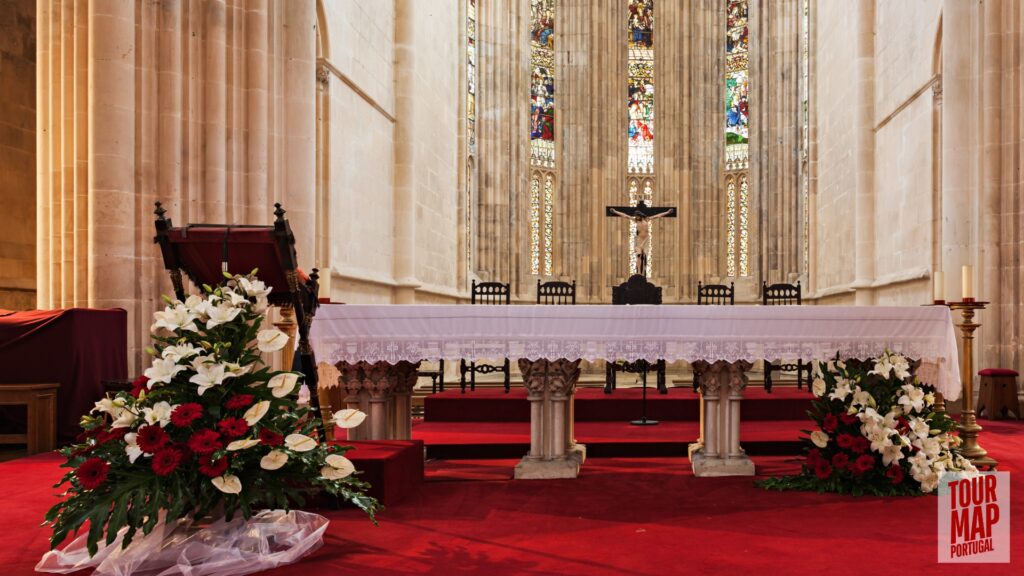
[
  {"left": 898, "top": 384, "right": 926, "bottom": 413},
  {"left": 124, "top": 432, "right": 144, "bottom": 463},
  {"left": 211, "top": 474, "right": 242, "bottom": 495},
  {"left": 260, "top": 450, "right": 289, "bottom": 470},
  {"left": 267, "top": 372, "right": 300, "bottom": 398},
  {"left": 285, "top": 433, "right": 317, "bottom": 452},
  {"left": 333, "top": 409, "right": 368, "bottom": 429},
  {"left": 161, "top": 344, "right": 200, "bottom": 364},
  {"left": 257, "top": 329, "right": 289, "bottom": 352},
  {"left": 880, "top": 443, "right": 905, "bottom": 467},
  {"left": 189, "top": 363, "right": 237, "bottom": 396},
  {"left": 226, "top": 438, "right": 260, "bottom": 451},
  {"left": 239, "top": 277, "right": 271, "bottom": 299},
  {"left": 144, "top": 357, "right": 187, "bottom": 386},
  {"left": 828, "top": 379, "right": 852, "bottom": 402},
  {"left": 111, "top": 409, "right": 138, "bottom": 429},
  {"left": 907, "top": 416, "right": 930, "bottom": 440},
  {"left": 142, "top": 401, "right": 176, "bottom": 427},
  {"left": 206, "top": 303, "right": 243, "bottom": 329},
  {"left": 243, "top": 400, "right": 271, "bottom": 425},
  {"left": 224, "top": 288, "right": 250, "bottom": 307},
  {"left": 151, "top": 305, "right": 199, "bottom": 334},
  {"left": 92, "top": 397, "right": 117, "bottom": 415},
  {"left": 810, "top": 430, "right": 829, "bottom": 448}
]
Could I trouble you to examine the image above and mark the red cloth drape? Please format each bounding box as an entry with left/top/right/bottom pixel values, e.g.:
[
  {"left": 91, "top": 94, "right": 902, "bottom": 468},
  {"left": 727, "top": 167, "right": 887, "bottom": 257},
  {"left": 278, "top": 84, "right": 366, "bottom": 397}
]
[{"left": 0, "top": 308, "right": 127, "bottom": 441}]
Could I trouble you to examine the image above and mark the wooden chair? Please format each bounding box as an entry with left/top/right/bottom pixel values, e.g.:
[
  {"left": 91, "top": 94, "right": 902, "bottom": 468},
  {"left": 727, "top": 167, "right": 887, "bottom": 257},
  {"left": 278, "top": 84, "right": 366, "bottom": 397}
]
[
  {"left": 0, "top": 383, "right": 59, "bottom": 455},
  {"left": 606, "top": 275, "right": 667, "bottom": 394},
  {"left": 762, "top": 280, "right": 811, "bottom": 391},
  {"left": 977, "top": 368, "right": 1020, "bottom": 420},
  {"left": 460, "top": 280, "right": 512, "bottom": 393},
  {"left": 417, "top": 359, "right": 445, "bottom": 393},
  {"left": 697, "top": 281, "right": 735, "bottom": 305},
  {"left": 537, "top": 280, "right": 576, "bottom": 305}
]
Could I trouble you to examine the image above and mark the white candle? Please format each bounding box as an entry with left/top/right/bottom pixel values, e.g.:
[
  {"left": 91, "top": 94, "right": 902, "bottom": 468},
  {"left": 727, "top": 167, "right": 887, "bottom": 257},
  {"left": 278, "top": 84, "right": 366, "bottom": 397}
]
[
  {"left": 933, "top": 271, "right": 944, "bottom": 302},
  {"left": 318, "top": 268, "right": 333, "bottom": 302},
  {"left": 961, "top": 265, "right": 973, "bottom": 300}
]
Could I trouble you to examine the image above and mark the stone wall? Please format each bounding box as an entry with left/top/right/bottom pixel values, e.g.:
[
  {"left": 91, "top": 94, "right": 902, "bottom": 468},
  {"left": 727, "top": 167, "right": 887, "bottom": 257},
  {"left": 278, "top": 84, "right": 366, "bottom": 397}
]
[{"left": 0, "top": 0, "right": 35, "bottom": 310}]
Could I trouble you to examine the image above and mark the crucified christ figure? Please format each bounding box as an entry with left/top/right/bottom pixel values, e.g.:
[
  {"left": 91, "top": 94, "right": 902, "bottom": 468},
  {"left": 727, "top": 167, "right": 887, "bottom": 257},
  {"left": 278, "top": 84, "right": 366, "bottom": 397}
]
[{"left": 607, "top": 200, "right": 676, "bottom": 276}]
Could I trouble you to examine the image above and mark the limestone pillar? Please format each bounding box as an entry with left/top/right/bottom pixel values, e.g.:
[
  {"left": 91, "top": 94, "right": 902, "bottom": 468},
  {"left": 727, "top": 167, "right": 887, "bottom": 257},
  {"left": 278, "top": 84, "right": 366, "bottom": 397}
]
[
  {"left": 514, "top": 358, "right": 584, "bottom": 480},
  {"left": 851, "top": 0, "right": 876, "bottom": 305},
  {"left": 282, "top": 0, "right": 316, "bottom": 272},
  {"left": 691, "top": 360, "right": 755, "bottom": 477},
  {"left": 392, "top": 1, "right": 419, "bottom": 303},
  {"left": 333, "top": 360, "right": 419, "bottom": 442}
]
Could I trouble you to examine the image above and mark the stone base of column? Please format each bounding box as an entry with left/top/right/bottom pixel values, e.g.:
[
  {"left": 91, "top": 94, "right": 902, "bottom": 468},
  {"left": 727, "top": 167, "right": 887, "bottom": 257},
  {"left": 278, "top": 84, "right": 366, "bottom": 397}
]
[
  {"left": 687, "top": 440, "right": 704, "bottom": 459},
  {"left": 514, "top": 445, "right": 585, "bottom": 480},
  {"left": 691, "top": 451, "right": 755, "bottom": 477}
]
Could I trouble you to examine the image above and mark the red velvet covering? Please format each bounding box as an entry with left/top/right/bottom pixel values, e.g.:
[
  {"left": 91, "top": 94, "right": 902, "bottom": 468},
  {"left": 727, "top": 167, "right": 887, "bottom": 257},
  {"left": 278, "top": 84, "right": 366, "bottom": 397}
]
[
  {"left": 167, "top": 228, "right": 292, "bottom": 298},
  {"left": 980, "top": 368, "right": 1020, "bottom": 377},
  {"left": 332, "top": 439, "right": 424, "bottom": 506},
  {"left": 0, "top": 308, "right": 127, "bottom": 440}
]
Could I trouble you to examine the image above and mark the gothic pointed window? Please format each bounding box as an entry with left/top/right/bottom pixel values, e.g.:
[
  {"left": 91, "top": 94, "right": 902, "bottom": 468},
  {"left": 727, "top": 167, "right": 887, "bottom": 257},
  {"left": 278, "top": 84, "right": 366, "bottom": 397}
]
[
  {"left": 725, "top": 0, "right": 749, "bottom": 277},
  {"left": 627, "top": 0, "right": 655, "bottom": 277},
  {"left": 529, "top": 0, "right": 555, "bottom": 276},
  {"left": 466, "top": 0, "right": 477, "bottom": 274}
]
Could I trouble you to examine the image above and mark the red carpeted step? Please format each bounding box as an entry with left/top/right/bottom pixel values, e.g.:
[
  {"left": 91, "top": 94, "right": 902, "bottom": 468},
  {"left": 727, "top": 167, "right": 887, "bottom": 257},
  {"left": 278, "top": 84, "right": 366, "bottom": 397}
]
[
  {"left": 423, "top": 385, "right": 814, "bottom": 423},
  {"left": 328, "top": 439, "right": 424, "bottom": 506},
  {"left": 413, "top": 419, "right": 810, "bottom": 459}
]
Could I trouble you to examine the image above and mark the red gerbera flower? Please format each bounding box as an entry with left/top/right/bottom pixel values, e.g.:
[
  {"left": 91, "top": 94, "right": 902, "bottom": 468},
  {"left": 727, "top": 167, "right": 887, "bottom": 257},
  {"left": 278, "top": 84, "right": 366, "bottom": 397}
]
[
  {"left": 814, "top": 460, "right": 833, "bottom": 480},
  {"left": 822, "top": 413, "right": 838, "bottom": 433},
  {"left": 136, "top": 425, "right": 170, "bottom": 453},
  {"left": 130, "top": 375, "right": 150, "bottom": 398},
  {"left": 836, "top": 433, "right": 855, "bottom": 449},
  {"left": 198, "top": 455, "right": 230, "bottom": 478},
  {"left": 839, "top": 412, "right": 859, "bottom": 426},
  {"left": 851, "top": 436, "right": 870, "bottom": 454},
  {"left": 171, "top": 403, "right": 204, "bottom": 427},
  {"left": 217, "top": 417, "right": 249, "bottom": 439},
  {"left": 151, "top": 447, "right": 184, "bottom": 477},
  {"left": 852, "top": 454, "right": 875, "bottom": 475},
  {"left": 96, "top": 427, "right": 129, "bottom": 445},
  {"left": 885, "top": 465, "right": 905, "bottom": 485},
  {"left": 831, "top": 452, "right": 850, "bottom": 470},
  {"left": 225, "top": 394, "right": 255, "bottom": 410},
  {"left": 258, "top": 427, "right": 284, "bottom": 447},
  {"left": 187, "top": 429, "right": 222, "bottom": 455},
  {"left": 76, "top": 458, "right": 110, "bottom": 490}
]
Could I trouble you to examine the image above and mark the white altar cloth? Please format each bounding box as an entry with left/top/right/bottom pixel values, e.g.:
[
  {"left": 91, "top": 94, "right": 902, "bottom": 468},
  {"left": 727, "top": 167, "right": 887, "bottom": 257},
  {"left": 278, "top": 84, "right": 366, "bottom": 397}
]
[{"left": 311, "top": 304, "right": 962, "bottom": 400}]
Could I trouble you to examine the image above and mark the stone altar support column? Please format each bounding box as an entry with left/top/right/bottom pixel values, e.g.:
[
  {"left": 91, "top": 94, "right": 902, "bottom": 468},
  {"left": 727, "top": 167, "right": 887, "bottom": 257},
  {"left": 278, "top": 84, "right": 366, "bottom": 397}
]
[
  {"left": 691, "top": 360, "right": 755, "bottom": 477},
  {"left": 514, "top": 359, "right": 585, "bottom": 480},
  {"left": 334, "top": 360, "right": 419, "bottom": 442}
]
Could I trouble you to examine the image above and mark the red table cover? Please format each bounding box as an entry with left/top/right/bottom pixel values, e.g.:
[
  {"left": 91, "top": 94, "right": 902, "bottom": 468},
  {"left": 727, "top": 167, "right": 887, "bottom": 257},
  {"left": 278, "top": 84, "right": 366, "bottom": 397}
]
[{"left": 0, "top": 308, "right": 127, "bottom": 441}]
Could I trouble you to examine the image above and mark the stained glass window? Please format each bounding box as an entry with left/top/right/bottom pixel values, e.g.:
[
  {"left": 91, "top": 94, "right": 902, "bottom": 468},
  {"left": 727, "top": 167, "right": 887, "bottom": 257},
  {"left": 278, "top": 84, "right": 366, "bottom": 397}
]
[
  {"left": 628, "top": 0, "right": 654, "bottom": 175},
  {"left": 530, "top": 0, "right": 555, "bottom": 168},
  {"left": 467, "top": 0, "right": 477, "bottom": 154},
  {"left": 724, "top": 0, "right": 749, "bottom": 277},
  {"left": 530, "top": 174, "right": 541, "bottom": 274},
  {"left": 725, "top": 0, "right": 748, "bottom": 152},
  {"left": 726, "top": 176, "right": 737, "bottom": 277},
  {"left": 800, "top": 0, "right": 810, "bottom": 272}
]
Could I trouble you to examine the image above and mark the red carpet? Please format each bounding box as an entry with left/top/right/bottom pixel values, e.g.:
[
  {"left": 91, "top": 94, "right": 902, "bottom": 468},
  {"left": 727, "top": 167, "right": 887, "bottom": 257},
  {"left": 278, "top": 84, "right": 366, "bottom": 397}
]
[{"left": 3, "top": 419, "right": 1023, "bottom": 575}]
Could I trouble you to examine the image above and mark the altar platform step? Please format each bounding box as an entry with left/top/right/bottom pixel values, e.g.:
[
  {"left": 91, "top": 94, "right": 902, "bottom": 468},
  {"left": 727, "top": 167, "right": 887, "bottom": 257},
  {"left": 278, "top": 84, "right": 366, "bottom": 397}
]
[
  {"left": 410, "top": 419, "right": 807, "bottom": 459},
  {"left": 423, "top": 385, "right": 813, "bottom": 423}
]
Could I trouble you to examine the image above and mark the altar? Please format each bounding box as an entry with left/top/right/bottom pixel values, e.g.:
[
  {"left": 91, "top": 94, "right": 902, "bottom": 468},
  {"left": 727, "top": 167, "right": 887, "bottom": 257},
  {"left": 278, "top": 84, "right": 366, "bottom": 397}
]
[{"left": 311, "top": 305, "right": 961, "bottom": 479}]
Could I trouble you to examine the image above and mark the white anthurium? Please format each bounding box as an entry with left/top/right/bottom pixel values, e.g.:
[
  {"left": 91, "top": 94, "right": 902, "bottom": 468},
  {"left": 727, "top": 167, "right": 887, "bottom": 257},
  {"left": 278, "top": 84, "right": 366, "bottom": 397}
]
[
  {"left": 285, "top": 433, "right": 317, "bottom": 452},
  {"left": 205, "top": 303, "right": 243, "bottom": 329},
  {"left": 257, "top": 329, "right": 289, "bottom": 353},
  {"left": 811, "top": 361, "right": 824, "bottom": 379},
  {"left": 110, "top": 409, "right": 138, "bottom": 429},
  {"left": 142, "top": 401, "right": 176, "bottom": 428},
  {"left": 212, "top": 474, "right": 242, "bottom": 495},
  {"left": 226, "top": 438, "right": 261, "bottom": 451},
  {"left": 810, "top": 378, "right": 826, "bottom": 398},
  {"left": 239, "top": 277, "right": 271, "bottom": 299},
  {"left": 161, "top": 344, "right": 200, "bottom": 364},
  {"left": 267, "top": 373, "right": 300, "bottom": 398},
  {"left": 321, "top": 454, "right": 356, "bottom": 480},
  {"left": 333, "top": 409, "right": 368, "bottom": 430},
  {"left": 124, "top": 433, "right": 144, "bottom": 464},
  {"left": 828, "top": 379, "right": 852, "bottom": 402},
  {"left": 243, "top": 400, "right": 271, "bottom": 426},
  {"left": 190, "top": 363, "right": 237, "bottom": 396},
  {"left": 151, "top": 305, "right": 199, "bottom": 334},
  {"left": 260, "top": 450, "right": 289, "bottom": 471},
  {"left": 809, "top": 430, "right": 829, "bottom": 449},
  {"left": 880, "top": 443, "right": 905, "bottom": 467},
  {"left": 144, "top": 358, "right": 187, "bottom": 386},
  {"left": 898, "top": 384, "right": 926, "bottom": 413}
]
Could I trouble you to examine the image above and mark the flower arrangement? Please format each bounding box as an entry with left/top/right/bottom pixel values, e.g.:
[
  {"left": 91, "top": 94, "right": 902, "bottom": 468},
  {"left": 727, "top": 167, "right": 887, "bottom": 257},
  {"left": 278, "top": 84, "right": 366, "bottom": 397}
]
[
  {"left": 43, "top": 273, "right": 380, "bottom": 556},
  {"left": 760, "top": 351, "right": 977, "bottom": 496}
]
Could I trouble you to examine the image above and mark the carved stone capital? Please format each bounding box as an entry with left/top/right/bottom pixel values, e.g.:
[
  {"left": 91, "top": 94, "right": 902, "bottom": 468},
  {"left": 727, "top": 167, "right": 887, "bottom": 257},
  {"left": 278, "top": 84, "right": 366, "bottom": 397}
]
[
  {"left": 391, "top": 360, "right": 420, "bottom": 395},
  {"left": 518, "top": 358, "right": 581, "bottom": 397}
]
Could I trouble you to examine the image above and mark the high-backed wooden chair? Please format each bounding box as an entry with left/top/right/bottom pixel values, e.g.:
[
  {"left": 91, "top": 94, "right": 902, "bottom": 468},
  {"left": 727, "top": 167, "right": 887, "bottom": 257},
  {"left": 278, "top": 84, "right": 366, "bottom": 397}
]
[
  {"left": 762, "top": 280, "right": 811, "bottom": 391},
  {"left": 459, "top": 280, "right": 512, "bottom": 393},
  {"left": 537, "top": 280, "right": 576, "bottom": 305},
  {"left": 697, "top": 281, "right": 735, "bottom": 305},
  {"left": 605, "top": 275, "right": 667, "bottom": 394}
]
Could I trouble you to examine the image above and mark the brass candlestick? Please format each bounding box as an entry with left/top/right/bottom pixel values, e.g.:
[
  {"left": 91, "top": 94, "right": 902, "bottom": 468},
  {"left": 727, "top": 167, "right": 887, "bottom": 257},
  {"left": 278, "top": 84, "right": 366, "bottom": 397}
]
[{"left": 947, "top": 301, "right": 998, "bottom": 469}]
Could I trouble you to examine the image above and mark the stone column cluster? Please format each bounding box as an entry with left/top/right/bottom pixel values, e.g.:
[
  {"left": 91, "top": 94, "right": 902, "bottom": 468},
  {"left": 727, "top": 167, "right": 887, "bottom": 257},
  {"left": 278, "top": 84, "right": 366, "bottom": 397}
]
[
  {"left": 35, "top": 0, "right": 318, "bottom": 373},
  {"left": 332, "top": 360, "right": 419, "bottom": 442},
  {"left": 690, "top": 360, "right": 755, "bottom": 476},
  {"left": 514, "top": 358, "right": 584, "bottom": 479}
]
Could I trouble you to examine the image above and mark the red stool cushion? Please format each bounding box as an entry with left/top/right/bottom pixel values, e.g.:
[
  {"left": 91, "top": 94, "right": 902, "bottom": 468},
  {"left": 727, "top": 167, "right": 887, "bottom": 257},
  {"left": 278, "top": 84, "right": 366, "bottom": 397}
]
[{"left": 979, "top": 368, "right": 1019, "bottom": 377}]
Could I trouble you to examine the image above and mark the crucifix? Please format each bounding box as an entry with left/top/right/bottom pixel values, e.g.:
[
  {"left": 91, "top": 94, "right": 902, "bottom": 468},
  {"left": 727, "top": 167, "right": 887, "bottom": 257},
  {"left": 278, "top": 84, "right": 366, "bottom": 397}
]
[{"left": 606, "top": 200, "right": 677, "bottom": 276}]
